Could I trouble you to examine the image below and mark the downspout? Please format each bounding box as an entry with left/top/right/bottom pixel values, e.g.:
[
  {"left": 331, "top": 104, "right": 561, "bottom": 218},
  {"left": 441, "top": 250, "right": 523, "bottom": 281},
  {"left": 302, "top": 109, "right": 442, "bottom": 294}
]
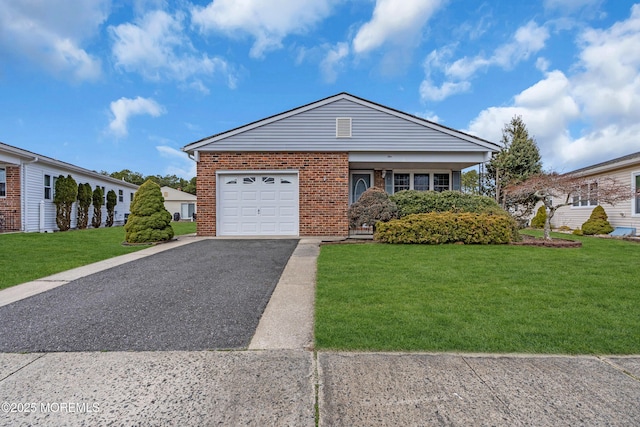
[{"left": 22, "top": 156, "right": 39, "bottom": 232}]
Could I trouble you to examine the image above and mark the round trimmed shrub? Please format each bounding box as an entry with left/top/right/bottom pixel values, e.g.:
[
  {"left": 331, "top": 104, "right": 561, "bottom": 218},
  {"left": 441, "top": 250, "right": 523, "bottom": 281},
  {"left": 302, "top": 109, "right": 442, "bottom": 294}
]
[
  {"left": 348, "top": 187, "right": 397, "bottom": 230},
  {"left": 581, "top": 205, "right": 613, "bottom": 235},
  {"left": 125, "top": 180, "right": 174, "bottom": 243},
  {"left": 530, "top": 205, "right": 546, "bottom": 229}
]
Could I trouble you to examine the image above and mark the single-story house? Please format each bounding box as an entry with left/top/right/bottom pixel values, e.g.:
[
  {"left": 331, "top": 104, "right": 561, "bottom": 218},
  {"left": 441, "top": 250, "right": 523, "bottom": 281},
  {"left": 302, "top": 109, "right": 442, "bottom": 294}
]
[
  {"left": 0, "top": 141, "right": 139, "bottom": 233},
  {"left": 182, "top": 92, "right": 500, "bottom": 237},
  {"left": 161, "top": 186, "right": 197, "bottom": 221},
  {"left": 550, "top": 151, "right": 640, "bottom": 231}
]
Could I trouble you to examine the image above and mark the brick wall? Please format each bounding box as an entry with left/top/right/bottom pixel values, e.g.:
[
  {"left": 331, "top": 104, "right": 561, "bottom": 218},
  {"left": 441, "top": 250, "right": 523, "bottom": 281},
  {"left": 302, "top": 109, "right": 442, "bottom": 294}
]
[
  {"left": 373, "top": 170, "right": 384, "bottom": 190},
  {"left": 196, "top": 152, "right": 350, "bottom": 236},
  {"left": 0, "top": 165, "right": 21, "bottom": 232}
]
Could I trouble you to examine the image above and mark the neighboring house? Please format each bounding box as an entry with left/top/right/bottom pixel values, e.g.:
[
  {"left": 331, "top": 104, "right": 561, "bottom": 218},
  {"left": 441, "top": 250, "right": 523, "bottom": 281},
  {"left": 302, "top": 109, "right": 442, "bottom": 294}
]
[
  {"left": 161, "top": 186, "right": 197, "bottom": 221},
  {"left": 0, "top": 142, "right": 138, "bottom": 233},
  {"left": 550, "top": 151, "right": 640, "bottom": 231},
  {"left": 182, "top": 92, "right": 500, "bottom": 237}
]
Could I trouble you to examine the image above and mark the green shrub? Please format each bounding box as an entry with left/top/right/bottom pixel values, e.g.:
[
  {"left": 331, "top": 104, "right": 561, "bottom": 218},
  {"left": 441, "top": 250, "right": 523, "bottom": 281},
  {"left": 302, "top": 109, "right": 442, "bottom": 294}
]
[
  {"left": 105, "top": 189, "right": 117, "bottom": 227},
  {"left": 54, "top": 175, "right": 78, "bottom": 231},
  {"left": 581, "top": 205, "right": 614, "bottom": 235},
  {"left": 348, "top": 187, "right": 397, "bottom": 230},
  {"left": 91, "top": 186, "right": 104, "bottom": 228},
  {"left": 572, "top": 229, "right": 584, "bottom": 236},
  {"left": 125, "top": 180, "right": 174, "bottom": 243},
  {"left": 530, "top": 205, "right": 546, "bottom": 228},
  {"left": 76, "top": 183, "right": 92, "bottom": 229},
  {"left": 390, "top": 190, "right": 505, "bottom": 217},
  {"left": 374, "top": 212, "right": 516, "bottom": 244},
  {"left": 558, "top": 225, "right": 571, "bottom": 232}
]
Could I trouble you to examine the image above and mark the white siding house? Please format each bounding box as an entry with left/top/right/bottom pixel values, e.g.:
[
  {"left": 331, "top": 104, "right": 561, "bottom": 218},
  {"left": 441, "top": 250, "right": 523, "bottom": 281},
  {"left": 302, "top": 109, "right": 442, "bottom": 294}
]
[
  {"left": 0, "top": 142, "right": 139, "bottom": 233},
  {"left": 161, "top": 186, "right": 197, "bottom": 221},
  {"left": 550, "top": 152, "right": 640, "bottom": 233}
]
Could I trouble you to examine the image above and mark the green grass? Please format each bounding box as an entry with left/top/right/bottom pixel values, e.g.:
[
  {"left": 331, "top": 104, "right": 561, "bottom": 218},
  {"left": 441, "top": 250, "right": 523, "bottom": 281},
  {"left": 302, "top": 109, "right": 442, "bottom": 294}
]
[
  {"left": 315, "top": 232, "right": 640, "bottom": 354},
  {"left": 0, "top": 221, "right": 196, "bottom": 290}
]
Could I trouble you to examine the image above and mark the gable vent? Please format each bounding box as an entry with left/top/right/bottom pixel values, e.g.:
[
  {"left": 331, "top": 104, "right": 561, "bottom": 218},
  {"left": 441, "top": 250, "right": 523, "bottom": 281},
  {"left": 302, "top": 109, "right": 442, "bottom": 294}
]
[{"left": 336, "top": 117, "right": 352, "bottom": 138}]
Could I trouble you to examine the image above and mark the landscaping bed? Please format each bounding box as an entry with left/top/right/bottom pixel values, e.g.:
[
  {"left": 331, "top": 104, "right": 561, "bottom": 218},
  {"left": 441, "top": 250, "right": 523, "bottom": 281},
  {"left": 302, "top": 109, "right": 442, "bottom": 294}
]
[{"left": 511, "top": 234, "right": 582, "bottom": 248}]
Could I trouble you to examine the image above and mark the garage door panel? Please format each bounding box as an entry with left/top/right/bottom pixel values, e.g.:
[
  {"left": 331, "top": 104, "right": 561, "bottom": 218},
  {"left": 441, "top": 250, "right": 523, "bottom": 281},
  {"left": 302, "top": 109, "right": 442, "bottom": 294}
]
[{"left": 218, "top": 173, "right": 299, "bottom": 236}]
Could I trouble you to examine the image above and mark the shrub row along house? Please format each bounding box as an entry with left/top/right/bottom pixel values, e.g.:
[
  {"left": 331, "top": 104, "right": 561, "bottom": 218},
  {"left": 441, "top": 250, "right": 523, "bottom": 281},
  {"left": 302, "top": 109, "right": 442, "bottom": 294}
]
[
  {"left": 0, "top": 142, "right": 138, "bottom": 233},
  {"left": 552, "top": 151, "right": 640, "bottom": 232},
  {"left": 183, "top": 92, "right": 500, "bottom": 237}
]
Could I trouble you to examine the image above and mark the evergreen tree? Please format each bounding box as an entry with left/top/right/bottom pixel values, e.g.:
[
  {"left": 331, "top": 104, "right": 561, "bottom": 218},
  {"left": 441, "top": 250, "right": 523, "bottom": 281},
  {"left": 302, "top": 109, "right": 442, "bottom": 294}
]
[
  {"left": 91, "top": 186, "right": 104, "bottom": 228},
  {"left": 125, "top": 180, "right": 174, "bottom": 243},
  {"left": 486, "top": 116, "right": 542, "bottom": 220},
  {"left": 54, "top": 175, "right": 78, "bottom": 231},
  {"left": 105, "top": 189, "right": 117, "bottom": 227},
  {"left": 76, "top": 182, "right": 92, "bottom": 229}
]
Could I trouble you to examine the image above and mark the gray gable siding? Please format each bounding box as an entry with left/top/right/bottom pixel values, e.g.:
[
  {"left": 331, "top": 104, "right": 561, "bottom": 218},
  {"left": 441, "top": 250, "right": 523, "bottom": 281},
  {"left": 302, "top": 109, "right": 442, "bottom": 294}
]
[{"left": 194, "top": 99, "right": 490, "bottom": 152}]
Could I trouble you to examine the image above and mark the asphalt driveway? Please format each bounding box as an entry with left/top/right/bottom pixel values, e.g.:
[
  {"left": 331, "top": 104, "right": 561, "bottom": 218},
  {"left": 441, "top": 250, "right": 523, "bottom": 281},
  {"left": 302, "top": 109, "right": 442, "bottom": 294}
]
[{"left": 0, "top": 239, "right": 299, "bottom": 352}]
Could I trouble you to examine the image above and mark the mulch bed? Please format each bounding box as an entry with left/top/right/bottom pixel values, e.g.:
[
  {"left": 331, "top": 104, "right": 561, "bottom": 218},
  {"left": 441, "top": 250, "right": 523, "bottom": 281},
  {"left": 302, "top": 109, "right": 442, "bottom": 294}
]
[{"left": 511, "top": 234, "right": 582, "bottom": 248}]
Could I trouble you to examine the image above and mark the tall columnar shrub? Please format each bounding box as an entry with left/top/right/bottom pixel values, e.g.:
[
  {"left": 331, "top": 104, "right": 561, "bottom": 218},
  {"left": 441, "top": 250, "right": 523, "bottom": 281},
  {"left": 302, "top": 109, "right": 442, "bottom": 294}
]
[
  {"left": 54, "top": 175, "right": 78, "bottom": 231},
  {"left": 581, "top": 205, "right": 614, "bottom": 235},
  {"left": 76, "top": 182, "right": 92, "bottom": 229},
  {"left": 106, "top": 189, "right": 117, "bottom": 227},
  {"left": 530, "top": 205, "right": 546, "bottom": 229},
  {"left": 348, "top": 187, "right": 398, "bottom": 230},
  {"left": 91, "top": 186, "right": 104, "bottom": 228},
  {"left": 125, "top": 180, "right": 174, "bottom": 243}
]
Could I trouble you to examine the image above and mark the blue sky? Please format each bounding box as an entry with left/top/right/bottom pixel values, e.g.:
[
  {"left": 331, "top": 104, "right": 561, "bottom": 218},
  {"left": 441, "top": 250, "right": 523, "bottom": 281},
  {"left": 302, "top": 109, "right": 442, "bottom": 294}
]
[{"left": 1, "top": 0, "right": 639, "bottom": 179}]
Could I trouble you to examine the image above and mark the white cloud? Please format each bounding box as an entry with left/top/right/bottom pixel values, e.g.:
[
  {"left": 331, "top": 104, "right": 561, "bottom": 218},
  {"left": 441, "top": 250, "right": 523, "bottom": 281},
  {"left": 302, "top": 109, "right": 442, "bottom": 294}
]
[
  {"left": 191, "top": 0, "right": 337, "bottom": 58},
  {"left": 320, "top": 42, "right": 349, "bottom": 83},
  {"left": 0, "top": 0, "right": 107, "bottom": 81},
  {"left": 156, "top": 145, "right": 196, "bottom": 178},
  {"left": 352, "top": 0, "right": 445, "bottom": 54},
  {"left": 421, "top": 21, "right": 549, "bottom": 101},
  {"left": 109, "top": 96, "right": 166, "bottom": 137},
  {"left": 467, "top": 5, "right": 640, "bottom": 171},
  {"left": 110, "top": 10, "right": 236, "bottom": 89}
]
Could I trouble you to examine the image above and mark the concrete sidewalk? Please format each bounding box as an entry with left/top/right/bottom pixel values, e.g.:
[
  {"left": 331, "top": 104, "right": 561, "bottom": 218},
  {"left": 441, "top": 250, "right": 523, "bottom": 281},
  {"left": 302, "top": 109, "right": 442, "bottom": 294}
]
[{"left": 1, "top": 236, "right": 640, "bottom": 426}]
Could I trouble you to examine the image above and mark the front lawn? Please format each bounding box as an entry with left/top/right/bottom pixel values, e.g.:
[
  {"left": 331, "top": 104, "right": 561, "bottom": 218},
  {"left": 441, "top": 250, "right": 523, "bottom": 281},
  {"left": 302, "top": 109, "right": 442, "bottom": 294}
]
[
  {"left": 0, "top": 222, "right": 196, "bottom": 290},
  {"left": 315, "top": 233, "right": 640, "bottom": 354}
]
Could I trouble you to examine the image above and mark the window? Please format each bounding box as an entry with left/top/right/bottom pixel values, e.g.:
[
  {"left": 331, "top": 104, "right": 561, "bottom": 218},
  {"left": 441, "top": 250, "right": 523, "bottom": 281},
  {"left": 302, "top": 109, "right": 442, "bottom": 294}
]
[
  {"left": 413, "top": 174, "right": 430, "bottom": 191},
  {"left": 118, "top": 190, "right": 124, "bottom": 202},
  {"left": 572, "top": 182, "right": 598, "bottom": 207},
  {"left": 130, "top": 192, "right": 134, "bottom": 202},
  {"left": 280, "top": 178, "right": 292, "bottom": 184},
  {"left": 44, "top": 175, "right": 52, "bottom": 200},
  {"left": 243, "top": 177, "right": 256, "bottom": 184},
  {"left": 262, "top": 176, "right": 275, "bottom": 184},
  {"left": 0, "top": 168, "right": 5, "bottom": 197},
  {"left": 394, "top": 173, "right": 410, "bottom": 193},
  {"left": 634, "top": 173, "right": 640, "bottom": 215},
  {"left": 433, "top": 173, "right": 450, "bottom": 192}
]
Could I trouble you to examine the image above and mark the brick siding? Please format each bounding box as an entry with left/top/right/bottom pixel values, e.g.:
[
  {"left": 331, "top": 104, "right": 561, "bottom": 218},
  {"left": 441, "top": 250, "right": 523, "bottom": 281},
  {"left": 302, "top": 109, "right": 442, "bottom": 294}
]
[
  {"left": 196, "top": 152, "right": 349, "bottom": 236},
  {"left": 0, "top": 166, "right": 21, "bottom": 232}
]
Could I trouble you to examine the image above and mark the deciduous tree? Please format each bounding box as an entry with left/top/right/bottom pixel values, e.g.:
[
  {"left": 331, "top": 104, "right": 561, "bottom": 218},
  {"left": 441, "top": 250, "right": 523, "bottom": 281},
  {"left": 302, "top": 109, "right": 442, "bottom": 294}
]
[{"left": 505, "top": 173, "right": 630, "bottom": 240}]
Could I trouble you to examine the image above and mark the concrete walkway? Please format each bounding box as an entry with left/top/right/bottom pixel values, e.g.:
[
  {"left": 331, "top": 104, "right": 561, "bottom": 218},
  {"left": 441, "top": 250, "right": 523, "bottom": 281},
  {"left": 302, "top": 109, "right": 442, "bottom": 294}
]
[{"left": 1, "top": 236, "right": 640, "bottom": 426}]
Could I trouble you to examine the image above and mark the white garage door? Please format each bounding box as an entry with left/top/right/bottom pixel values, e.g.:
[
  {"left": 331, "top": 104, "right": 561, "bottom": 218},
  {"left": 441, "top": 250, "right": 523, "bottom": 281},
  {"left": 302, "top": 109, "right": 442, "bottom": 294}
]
[{"left": 218, "top": 173, "right": 299, "bottom": 236}]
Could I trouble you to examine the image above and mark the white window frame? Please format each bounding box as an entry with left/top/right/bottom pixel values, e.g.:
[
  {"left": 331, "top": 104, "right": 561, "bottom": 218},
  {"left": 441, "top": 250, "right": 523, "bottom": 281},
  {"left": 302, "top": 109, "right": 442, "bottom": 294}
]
[
  {"left": 0, "top": 167, "right": 6, "bottom": 198},
  {"left": 44, "top": 174, "right": 52, "bottom": 200},
  {"left": 571, "top": 181, "right": 599, "bottom": 208},
  {"left": 632, "top": 171, "right": 640, "bottom": 216},
  {"left": 389, "top": 170, "right": 451, "bottom": 194}
]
